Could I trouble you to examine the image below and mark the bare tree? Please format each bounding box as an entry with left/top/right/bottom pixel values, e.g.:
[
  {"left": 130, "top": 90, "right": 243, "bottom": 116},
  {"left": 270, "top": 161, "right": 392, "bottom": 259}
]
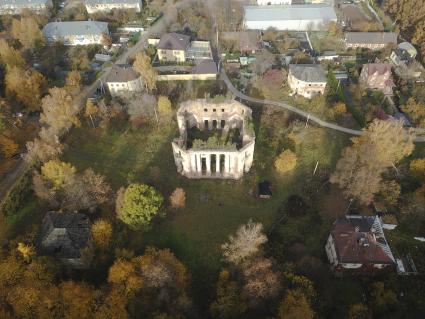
[{"left": 222, "top": 220, "right": 267, "bottom": 265}]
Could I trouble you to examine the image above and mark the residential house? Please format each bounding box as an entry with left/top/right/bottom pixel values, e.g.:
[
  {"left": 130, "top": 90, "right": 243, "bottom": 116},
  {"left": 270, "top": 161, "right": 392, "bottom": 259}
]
[
  {"left": 157, "top": 33, "right": 191, "bottom": 63},
  {"left": 390, "top": 42, "right": 424, "bottom": 82},
  {"left": 43, "top": 21, "right": 109, "bottom": 46},
  {"left": 360, "top": 63, "right": 394, "bottom": 96},
  {"left": 36, "top": 212, "right": 91, "bottom": 268},
  {"left": 288, "top": 64, "right": 327, "bottom": 99},
  {"left": 85, "top": 0, "right": 142, "bottom": 14},
  {"left": 325, "top": 215, "right": 396, "bottom": 273},
  {"left": 243, "top": 4, "right": 337, "bottom": 31},
  {"left": 106, "top": 64, "right": 143, "bottom": 97},
  {"left": 0, "top": 0, "right": 52, "bottom": 14},
  {"left": 344, "top": 32, "right": 397, "bottom": 50}
]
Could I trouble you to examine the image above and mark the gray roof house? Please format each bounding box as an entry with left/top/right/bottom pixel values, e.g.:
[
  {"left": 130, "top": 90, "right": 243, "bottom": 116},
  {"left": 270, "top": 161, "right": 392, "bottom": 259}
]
[
  {"left": 288, "top": 64, "right": 327, "bottom": 98},
  {"left": 36, "top": 212, "right": 91, "bottom": 268},
  {"left": 85, "top": 0, "right": 142, "bottom": 14},
  {"left": 106, "top": 64, "right": 143, "bottom": 96},
  {"left": 43, "top": 21, "right": 109, "bottom": 46},
  {"left": 157, "top": 32, "right": 191, "bottom": 51},
  {"left": 345, "top": 32, "right": 397, "bottom": 50},
  {"left": 0, "top": 0, "right": 52, "bottom": 14},
  {"left": 244, "top": 4, "right": 337, "bottom": 31}
]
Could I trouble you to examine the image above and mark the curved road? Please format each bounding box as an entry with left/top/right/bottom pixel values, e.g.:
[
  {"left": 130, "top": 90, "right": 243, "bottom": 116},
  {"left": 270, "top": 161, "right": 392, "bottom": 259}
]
[{"left": 220, "top": 70, "right": 425, "bottom": 142}]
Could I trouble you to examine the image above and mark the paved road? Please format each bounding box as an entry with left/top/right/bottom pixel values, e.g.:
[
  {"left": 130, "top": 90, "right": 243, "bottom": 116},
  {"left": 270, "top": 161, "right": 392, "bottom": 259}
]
[{"left": 220, "top": 70, "right": 425, "bottom": 142}]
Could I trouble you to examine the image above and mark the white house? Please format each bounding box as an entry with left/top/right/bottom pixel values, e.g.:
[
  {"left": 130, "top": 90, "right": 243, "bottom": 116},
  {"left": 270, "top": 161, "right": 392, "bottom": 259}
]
[
  {"left": 288, "top": 64, "right": 327, "bottom": 99},
  {"left": 106, "top": 64, "right": 142, "bottom": 96},
  {"left": 244, "top": 4, "right": 337, "bottom": 31},
  {"left": 325, "top": 215, "right": 396, "bottom": 273},
  {"left": 0, "top": 0, "right": 52, "bottom": 14},
  {"left": 43, "top": 21, "right": 109, "bottom": 46},
  {"left": 85, "top": 0, "right": 142, "bottom": 14}
]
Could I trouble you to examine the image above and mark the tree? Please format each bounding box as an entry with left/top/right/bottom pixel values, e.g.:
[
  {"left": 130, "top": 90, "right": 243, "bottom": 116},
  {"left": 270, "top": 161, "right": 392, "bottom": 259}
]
[
  {"left": 5, "top": 66, "right": 45, "bottom": 111},
  {"left": 348, "top": 304, "right": 372, "bottom": 319},
  {"left": 410, "top": 158, "right": 425, "bottom": 180},
  {"left": 0, "top": 135, "right": 18, "bottom": 159},
  {"left": 370, "top": 282, "right": 397, "bottom": 314},
  {"left": 59, "top": 281, "right": 96, "bottom": 319},
  {"left": 40, "top": 159, "right": 76, "bottom": 190},
  {"left": 91, "top": 219, "right": 113, "bottom": 249},
  {"left": 249, "top": 50, "right": 275, "bottom": 75},
  {"left": 0, "top": 39, "right": 25, "bottom": 69},
  {"left": 277, "top": 289, "right": 314, "bottom": 319},
  {"left": 40, "top": 87, "right": 80, "bottom": 135},
  {"left": 133, "top": 51, "right": 157, "bottom": 92},
  {"left": 210, "top": 270, "right": 247, "bottom": 319},
  {"left": 25, "top": 128, "right": 64, "bottom": 164},
  {"left": 377, "top": 180, "right": 401, "bottom": 206},
  {"left": 85, "top": 99, "right": 99, "bottom": 128},
  {"left": 402, "top": 97, "right": 425, "bottom": 127},
  {"left": 108, "top": 258, "right": 143, "bottom": 296},
  {"left": 274, "top": 149, "right": 297, "bottom": 174},
  {"left": 65, "top": 70, "right": 82, "bottom": 96},
  {"left": 169, "top": 188, "right": 185, "bottom": 209},
  {"left": 242, "top": 258, "right": 281, "bottom": 302},
  {"left": 11, "top": 17, "right": 44, "bottom": 50},
  {"left": 222, "top": 221, "right": 267, "bottom": 265},
  {"left": 157, "top": 96, "right": 172, "bottom": 116},
  {"left": 331, "top": 119, "right": 414, "bottom": 204},
  {"left": 252, "top": 69, "right": 287, "bottom": 100},
  {"left": 17, "top": 243, "right": 35, "bottom": 263},
  {"left": 116, "top": 183, "right": 164, "bottom": 230}
]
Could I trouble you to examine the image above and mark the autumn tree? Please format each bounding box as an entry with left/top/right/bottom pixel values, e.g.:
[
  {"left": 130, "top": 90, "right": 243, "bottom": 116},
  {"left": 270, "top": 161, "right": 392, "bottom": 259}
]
[
  {"left": 17, "top": 243, "right": 35, "bottom": 263},
  {"left": 410, "top": 158, "right": 425, "bottom": 180},
  {"left": 59, "top": 281, "right": 97, "bottom": 319},
  {"left": 91, "top": 219, "right": 113, "bottom": 249},
  {"left": 116, "top": 183, "right": 164, "bottom": 230},
  {"left": 252, "top": 69, "right": 287, "bottom": 100},
  {"left": 249, "top": 50, "right": 275, "bottom": 75},
  {"left": 11, "top": 17, "right": 44, "bottom": 50},
  {"left": 40, "top": 87, "right": 80, "bottom": 135},
  {"left": 370, "top": 282, "right": 397, "bottom": 314},
  {"left": 5, "top": 66, "right": 46, "bottom": 111},
  {"left": 85, "top": 99, "right": 99, "bottom": 128},
  {"left": 377, "top": 180, "right": 401, "bottom": 206},
  {"left": 242, "top": 257, "right": 281, "bottom": 303},
  {"left": 0, "top": 39, "right": 25, "bottom": 69},
  {"left": 41, "top": 159, "right": 76, "bottom": 190},
  {"left": 222, "top": 220, "right": 267, "bottom": 265},
  {"left": 277, "top": 289, "right": 315, "bottom": 319},
  {"left": 65, "top": 70, "right": 82, "bottom": 96},
  {"left": 348, "top": 303, "right": 372, "bottom": 319},
  {"left": 157, "top": 96, "right": 172, "bottom": 116},
  {"left": 210, "top": 270, "right": 247, "bottom": 319},
  {"left": 402, "top": 97, "right": 425, "bottom": 127},
  {"left": 25, "top": 128, "right": 64, "bottom": 164},
  {"left": 274, "top": 149, "right": 297, "bottom": 174},
  {"left": 0, "top": 135, "right": 18, "bottom": 159},
  {"left": 331, "top": 119, "right": 413, "bottom": 204},
  {"left": 169, "top": 188, "right": 185, "bottom": 209},
  {"left": 133, "top": 51, "right": 157, "bottom": 92}
]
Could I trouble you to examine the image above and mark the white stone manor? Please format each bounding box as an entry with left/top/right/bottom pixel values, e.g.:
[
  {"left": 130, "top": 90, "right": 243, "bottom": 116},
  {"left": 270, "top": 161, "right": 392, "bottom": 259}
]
[{"left": 172, "top": 99, "right": 255, "bottom": 179}]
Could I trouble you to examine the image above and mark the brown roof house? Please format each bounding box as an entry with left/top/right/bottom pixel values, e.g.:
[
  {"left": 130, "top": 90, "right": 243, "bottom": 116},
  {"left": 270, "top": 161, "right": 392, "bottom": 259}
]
[
  {"left": 106, "top": 64, "right": 142, "bottom": 97},
  {"left": 157, "top": 33, "right": 191, "bottom": 63},
  {"left": 360, "top": 63, "right": 394, "bottom": 96},
  {"left": 36, "top": 211, "right": 91, "bottom": 268},
  {"left": 325, "top": 215, "right": 396, "bottom": 273},
  {"left": 221, "top": 31, "right": 262, "bottom": 54},
  {"left": 344, "top": 32, "right": 397, "bottom": 50}
]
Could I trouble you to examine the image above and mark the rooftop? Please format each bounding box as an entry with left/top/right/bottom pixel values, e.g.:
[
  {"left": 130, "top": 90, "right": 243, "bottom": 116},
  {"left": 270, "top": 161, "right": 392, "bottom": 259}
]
[
  {"left": 221, "top": 31, "right": 262, "bottom": 52},
  {"left": 331, "top": 215, "right": 395, "bottom": 265},
  {"left": 398, "top": 41, "right": 417, "bottom": 58},
  {"left": 244, "top": 4, "right": 337, "bottom": 22},
  {"left": 43, "top": 21, "right": 109, "bottom": 38},
  {"left": 0, "top": 0, "right": 50, "bottom": 6},
  {"left": 85, "top": 0, "right": 139, "bottom": 4},
  {"left": 363, "top": 63, "right": 392, "bottom": 76},
  {"left": 106, "top": 64, "right": 140, "bottom": 83},
  {"left": 157, "top": 32, "right": 191, "bottom": 51},
  {"left": 289, "top": 64, "right": 327, "bottom": 82},
  {"left": 345, "top": 32, "right": 397, "bottom": 45},
  {"left": 36, "top": 211, "right": 91, "bottom": 260}
]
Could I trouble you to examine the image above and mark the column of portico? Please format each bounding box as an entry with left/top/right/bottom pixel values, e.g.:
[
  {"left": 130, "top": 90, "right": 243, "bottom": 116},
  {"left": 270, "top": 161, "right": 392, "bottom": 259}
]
[
  {"left": 196, "top": 154, "right": 202, "bottom": 175},
  {"left": 206, "top": 154, "right": 211, "bottom": 175},
  {"left": 190, "top": 154, "right": 197, "bottom": 173},
  {"left": 216, "top": 153, "right": 220, "bottom": 175},
  {"left": 224, "top": 153, "right": 230, "bottom": 174}
]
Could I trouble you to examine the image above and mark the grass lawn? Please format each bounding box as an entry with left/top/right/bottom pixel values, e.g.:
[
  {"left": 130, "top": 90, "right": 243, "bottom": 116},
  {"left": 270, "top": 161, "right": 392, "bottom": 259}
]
[{"left": 58, "top": 103, "right": 351, "bottom": 309}]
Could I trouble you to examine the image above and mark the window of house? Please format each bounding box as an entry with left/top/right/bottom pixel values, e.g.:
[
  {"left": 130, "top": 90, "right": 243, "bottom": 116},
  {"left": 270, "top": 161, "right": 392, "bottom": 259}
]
[
  {"left": 204, "top": 108, "right": 208, "bottom": 112},
  {"left": 213, "top": 109, "right": 216, "bottom": 112},
  {"left": 222, "top": 109, "right": 225, "bottom": 112}
]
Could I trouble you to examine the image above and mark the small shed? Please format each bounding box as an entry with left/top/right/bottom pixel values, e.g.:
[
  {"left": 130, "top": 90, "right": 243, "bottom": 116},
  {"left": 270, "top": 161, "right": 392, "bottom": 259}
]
[{"left": 258, "top": 181, "right": 272, "bottom": 199}]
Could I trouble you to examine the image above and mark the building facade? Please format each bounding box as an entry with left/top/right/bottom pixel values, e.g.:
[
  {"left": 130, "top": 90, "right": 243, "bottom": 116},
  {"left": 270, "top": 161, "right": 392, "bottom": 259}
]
[
  {"left": 0, "top": 0, "right": 52, "bottom": 14},
  {"left": 43, "top": 21, "right": 109, "bottom": 46},
  {"left": 85, "top": 0, "right": 142, "bottom": 14},
  {"left": 157, "top": 33, "right": 191, "bottom": 63},
  {"left": 360, "top": 63, "right": 394, "bottom": 96},
  {"left": 344, "top": 32, "right": 397, "bottom": 50},
  {"left": 172, "top": 99, "right": 255, "bottom": 179},
  {"left": 288, "top": 64, "right": 327, "bottom": 99},
  {"left": 326, "top": 215, "right": 396, "bottom": 273},
  {"left": 106, "top": 64, "right": 142, "bottom": 97},
  {"left": 244, "top": 5, "right": 337, "bottom": 31},
  {"left": 257, "top": 0, "right": 291, "bottom": 5}
]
